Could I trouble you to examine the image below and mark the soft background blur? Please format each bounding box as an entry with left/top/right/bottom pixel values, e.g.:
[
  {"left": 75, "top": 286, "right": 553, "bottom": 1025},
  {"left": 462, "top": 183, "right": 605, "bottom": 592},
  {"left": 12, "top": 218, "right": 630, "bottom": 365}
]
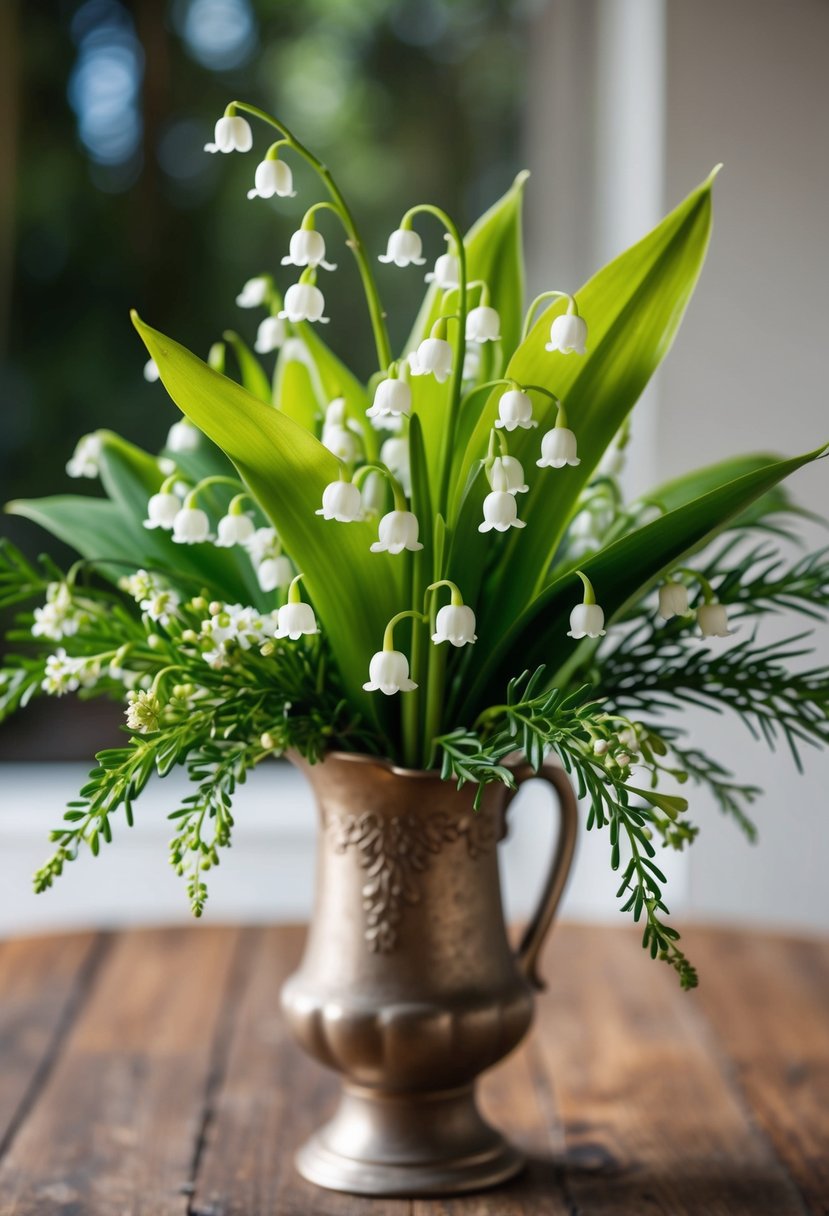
[{"left": 1, "top": 0, "right": 827, "bottom": 935}]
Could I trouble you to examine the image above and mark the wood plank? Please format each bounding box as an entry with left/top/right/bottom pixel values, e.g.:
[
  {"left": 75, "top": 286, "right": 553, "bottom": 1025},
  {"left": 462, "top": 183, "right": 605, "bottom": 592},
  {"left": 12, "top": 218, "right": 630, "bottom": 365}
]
[
  {"left": 188, "top": 924, "right": 411, "bottom": 1216},
  {"left": 532, "top": 924, "right": 809, "bottom": 1216},
  {"left": 0, "top": 933, "right": 103, "bottom": 1155},
  {"left": 688, "top": 928, "right": 829, "bottom": 1215},
  {"left": 0, "top": 926, "right": 243, "bottom": 1216}
]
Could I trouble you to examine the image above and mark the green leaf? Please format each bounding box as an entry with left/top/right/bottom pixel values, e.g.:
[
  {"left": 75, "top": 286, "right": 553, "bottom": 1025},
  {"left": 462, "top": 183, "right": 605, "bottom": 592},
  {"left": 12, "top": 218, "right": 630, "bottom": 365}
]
[
  {"left": 132, "top": 311, "right": 405, "bottom": 731},
  {"left": 272, "top": 342, "right": 322, "bottom": 432},
  {"left": 454, "top": 443, "right": 827, "bottom": 720},
  {"left": 222, "top": 330, "right": 272, "bottom": 402}
]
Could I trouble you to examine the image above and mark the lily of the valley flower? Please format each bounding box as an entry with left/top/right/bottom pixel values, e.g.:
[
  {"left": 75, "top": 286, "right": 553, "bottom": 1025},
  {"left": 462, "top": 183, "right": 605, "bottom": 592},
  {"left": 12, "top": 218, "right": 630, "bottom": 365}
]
[
  {"left": 166, "top": 420, "right": 200, "bottom": 453},
  {"left": 479, "top": 463, "right": 526, "bottom": 532},
  {"left": 537, "top": 404, "right": 580, "bottom": 469},
  {"left": 235, "top": 276, "right": 270, "bottom": 308},
  {"left": 380, "top": 436, "right": 411, "bottom": 496},
  {"left": 546, "top": 310, "right": 588, "bottom": 355},
  {"left": 425, "top": 249, "right": 460, "bottom": 290},
  {"left": 257, "top": 554, "right": 294, "bottom": 593},
  {"left": 279, "top": 270, "right": 329, "bottom": 324},
  {"left": 244, "top": 526, "right": 279, "bottom": 565},
  {"left": 495, "top": 388, "right": 537, "bottom": 431},
  {"left": 144, "top": 489, "right": 182, "bottom": 531},
  {"left": 379, "top": 226, "right": 426, "bottom": 267},
  {"left": 567, "top": 570, "right": 606, "bottom": 639},
  {"left": 66, "top": 433, "right": 103, "bottom": 480},
  {"left": 367, "top": 371, "right": 412, "bottom": 420},
  {"left": 428, "top": 580, "right": 477, "bottom": 647},
  {"left": 275, "top": 574, "right": 318, "bottom": 639},
  {"left": 658, "top": 581, "right": 691, "bottom": 621},
  {"left": 409, "top": 316, "right": 453, "bottom": 383},
  {"left": 172, "top": 503, "right": 211, "bottom": 545},
  {"left": 143, "top": 358, "right": 160, "bottom": 382},
  {"left": 247, "top": 150, "right": 296, "bottom": 199},
  {"left": 698, "top": 601, "right": 733, "bottom": 638},
  {"left": 363, "top": 610, "right": 423, "bottom": 695},
  {"left": 465, "top": 305, "right": 501, "bottom": 343},
  {"left": 282, "top": 226, "right": 336, "bottom": 271},
  {"left": 254, "top": 316, "right": 288, "bottom": 354},
  {"left": 488, "top": 454, "right": 528, "bottom": 495},
  {"left": 316, "top": 479, "right": 363, "bottom": 522},
  {"left": 205, "top": 111, "right": 253, "bottom": 155},
  {"left": 322, "top": 398, "right": 363, "bottom": 464},
  {"left": 216, "top": 496, "right": 255, "bottom": 548},
  {"left": 371, "top": 510, "right": 423, "bottom": 554}
]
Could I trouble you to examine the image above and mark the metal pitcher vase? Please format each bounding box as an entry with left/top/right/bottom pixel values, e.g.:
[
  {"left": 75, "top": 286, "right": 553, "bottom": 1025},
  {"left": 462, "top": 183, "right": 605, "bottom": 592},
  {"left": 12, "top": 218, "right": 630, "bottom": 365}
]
[{"left": 281, "top": 750, "right": 578, "bottom": 1197}]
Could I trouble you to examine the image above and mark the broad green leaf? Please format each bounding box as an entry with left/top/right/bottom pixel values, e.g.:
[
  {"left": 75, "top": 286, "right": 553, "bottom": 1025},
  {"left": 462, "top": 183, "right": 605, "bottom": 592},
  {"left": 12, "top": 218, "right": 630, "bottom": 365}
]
[
  {"left": 451, "top": 170, "right": 718, "bottom": 637},
  {"left": 132, "top": 312, "right": 405, "bottom": 732},
  {"left": 272, "top": 341, "right": 322, "bottom": 432},
  {"left": 453, "top": 443, "right": 827, "bottom": 722},
  {"left": 223, "top": 330, "right": 272, "bottom": 402},
  {"left": 296, "top": 323, "right": 377, "bottom": 460}
]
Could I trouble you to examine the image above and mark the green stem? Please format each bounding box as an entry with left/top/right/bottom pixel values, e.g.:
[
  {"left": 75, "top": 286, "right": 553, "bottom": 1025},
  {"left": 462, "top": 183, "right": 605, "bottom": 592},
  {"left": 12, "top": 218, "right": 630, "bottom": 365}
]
[
  {"left": 232, "top": 102, "right": 392, "bottom": 369},
  {"left": 521, "top": 291, "right": 577, "bottom": 342}
]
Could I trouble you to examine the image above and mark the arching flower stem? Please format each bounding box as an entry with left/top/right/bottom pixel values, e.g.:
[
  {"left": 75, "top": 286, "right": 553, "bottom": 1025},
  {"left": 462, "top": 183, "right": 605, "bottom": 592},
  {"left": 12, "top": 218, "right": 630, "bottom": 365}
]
[
  {"left": 521, "top": 291, "right": 579, "bottom": 342},
  {"left": 353, "top": 463, "right": 408, "bottom": 512},
  {"left": 425, "top": 579, "right": 464, "bottom": 608},
  {"left": 231, "top": 102, "right": 392, "bottom": 368},
  {"left": 183, "top": 474, "right": 245, "bottom": 509},
  {"left": 674, "top": 567, "right": 717, "bottom": 603},
  {"left": 382, "top": 610, "right": 427, "bottom": 652}
]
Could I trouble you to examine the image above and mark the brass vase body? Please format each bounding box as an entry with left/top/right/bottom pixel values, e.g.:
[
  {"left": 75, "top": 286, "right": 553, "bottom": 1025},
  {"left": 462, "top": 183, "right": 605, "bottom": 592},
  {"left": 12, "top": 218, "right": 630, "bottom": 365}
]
[{"left": 281, "top": 752, "right": 577, "bottom": 1197}]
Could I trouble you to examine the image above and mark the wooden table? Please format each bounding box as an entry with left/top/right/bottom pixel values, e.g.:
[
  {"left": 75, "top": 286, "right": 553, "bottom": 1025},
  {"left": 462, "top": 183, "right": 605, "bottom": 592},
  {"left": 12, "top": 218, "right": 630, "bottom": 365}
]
[{"left": 0, "top": 924, "right": 826, "bottom": 1215}]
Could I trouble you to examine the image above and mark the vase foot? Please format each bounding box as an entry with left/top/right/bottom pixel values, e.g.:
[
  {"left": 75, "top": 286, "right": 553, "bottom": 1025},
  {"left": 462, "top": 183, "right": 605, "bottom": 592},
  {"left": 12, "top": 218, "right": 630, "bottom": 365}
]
[{"left": 294, "top": 1083, "right": 524, "bottom": 1197}]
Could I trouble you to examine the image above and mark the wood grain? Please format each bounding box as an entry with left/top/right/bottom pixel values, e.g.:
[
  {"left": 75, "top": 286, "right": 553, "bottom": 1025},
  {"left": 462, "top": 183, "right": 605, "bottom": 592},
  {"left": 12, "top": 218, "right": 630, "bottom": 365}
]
[{"left": 0, "top": 924, "right": 826, "bottom": 1215}]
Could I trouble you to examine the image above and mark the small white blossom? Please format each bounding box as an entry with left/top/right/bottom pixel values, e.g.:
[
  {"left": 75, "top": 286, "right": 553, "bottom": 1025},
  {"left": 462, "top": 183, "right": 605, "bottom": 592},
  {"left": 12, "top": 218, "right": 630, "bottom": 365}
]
[
  {"left": 275, "top": 601, "right": 318, "bottom": 640},
  {"left": 360, "top": 472, "right": 386, "bottom": 515},
  {"left": 425, "top": 251, "right": 460, "bottom": 290},
  {"left": 235, "top": 276, "right": 270, "bottom": 308},
  {"left": 363, "top": 650, "right": 417, "bottom": 695},
  {"left": 465, "top": 305, "right": 501, "bottom": 343},
  {"left": 66, "top": 433, "right": 103, "bottom": 480},
  {"left": 203, "top": 647, "right": 232, "bottom": 670},
  {"left": 698, "top": 602, "right": 733, "bottom": 638},
  {"left": 279, "top": 282, "right": 329, "bottom": 324},
  {"left": 125, "top": 688, "right": 162, "bottom": 733},
  {"left": 432, "top": 604, "right": 477, "bottom": 647},
  {"left": 378, "top": 228, "right": 425, "bottom": 267},
  {"left": 408, "top": 337, "right": 453, "bottom": 383},
  {"left": 546, "top": 313, "right": 587, "bottom": 355},
  {"left": 205, "top": 114, "right": 253, "bottom": 155},
  {"left": 658, "top": 582, "right": 690, "bottom": 621},
  {"left": 42, "top": 650, "right": 82, "bottom": 696},
  {"left": 257, "top": 555, "right": 294, "bottom": 593},
  {"left": 537, "top": 426, "right": 581, "bottom": 469},
  {"left": 593, "top": 738, "right": 610, "bottom": 756},
  {"left": 244, "top": 526, "right": 280, "bottom": 565},
  {"left": 165, "top": 420, "right": 200, "bottom": 453},
  {"left": 495, "top": 389, "right": 536, "bottom": 431},
  {"left": 144, "top": 491, "right": 181, "bottom": 531},
  {"left": 254, "top": 316, "right": 288, "bottom": 354},
  {"left": 140, "top": 588, "right": 180, "bottom": 625},
  {"left": 618, "top": 726, "right": 641, "bottom": 754},
  {"left": 567, "top": 603, "right": 606, "bottom": 639},
  {"left": 216, "top": 512, "right": 256, "bottom": 548},
  {"left": 316, "top": 480, "right": 363, "bottom": 522},
  {"left": 32, "top": 584, "right": 85, "bottom": 642},
  {"left": 323, "top": 425, "right": 362, "bottom": 464},
  {"left": 247, "top": 157, "right": 296, "bottom": 199},
  {"left": 367, "top": 378, "right": 412, "bottom": 420},
  {"left": 371, "top": 511, "right": 423, "bottom": 555},
  {"left": 282, "top": 228, "right": 336, "bottom": 271},
  {"left": 143, "top": 358, "right": 160, "bottom": 382},
  {"left": 488, "top": 455, "right": 528, "bottom": 495},
  {"left": 172, "top": 506, "right": 211, "bottom": 545},
  {"left": 380, "top": 437, "right": 411, "bottom": 496},
  {"left": 479, "top": 490, "right": 525, "bottom": 533}
]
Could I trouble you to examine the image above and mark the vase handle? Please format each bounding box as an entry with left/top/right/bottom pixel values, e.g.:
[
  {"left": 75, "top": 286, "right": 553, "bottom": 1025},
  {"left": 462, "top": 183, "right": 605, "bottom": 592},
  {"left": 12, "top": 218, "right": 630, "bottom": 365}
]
[{"left": 506, "top": 760, "right": 578, "bottom": 991}]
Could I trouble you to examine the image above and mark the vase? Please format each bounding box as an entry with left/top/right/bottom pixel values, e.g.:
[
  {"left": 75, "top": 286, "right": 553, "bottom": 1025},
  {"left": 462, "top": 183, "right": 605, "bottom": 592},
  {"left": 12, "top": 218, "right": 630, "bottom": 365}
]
[{"left": 280, "top": 750, "right": 578, "bottom": 1197}]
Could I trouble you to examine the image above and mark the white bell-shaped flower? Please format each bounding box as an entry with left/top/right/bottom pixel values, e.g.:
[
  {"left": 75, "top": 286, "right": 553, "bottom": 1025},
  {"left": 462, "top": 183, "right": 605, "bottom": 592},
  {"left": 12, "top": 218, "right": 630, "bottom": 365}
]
[
  {"left": 488, "top": 455, "right": 528, "bottom": 495},
  {"left": 495, "top": 388, "right": 536, "bottom": 431},
  {"left": 367, "top": 378, "right": 411, "bottom": 419},
  {"left": 257, "top": 555, "right": 294, "bottom": 593},
  {"left": 380, "top": 437, "right": 411, "bottom": 496},
  {"left": 282, "top": 228, "right": 336, "bottom": 271},
  {"left": 245, "top": 526, "right": 279, "bottom": 564},
  {"left": 360, "top": 472, "right": 385, "bottom": 515},
  {"left": 432, "top": 604, "right": 477, "bottom": 647},
  {"left": 143, "top": 358, "right": 160, "bottom": 382},
  {"left": 425, "top": 252, "right": 460, "bottom": 290},
  {"left": 205, "top": 114, "right": 253, "bottom": 154},
  {"left": 363, "top": 649, "right": 417, "bottom": 695},
  {"left": 378, "top": 228, "right": 425, "bottom": 267},
  {"left": 408, "top": 337, "right": 453, "bottom": 383},
  {"left": 247, "top": 157, "right": 296, "bottom": 199},
  {"left": 546, "top": 312, "right": 587, "bottom": 355},
  {"left": 275, "top": 601, "right": 318, "bottom": 639},
  {"left": 567, "top": 603, "right": 606, "bottom": 639},
  {"left": 66, "top": 433, "right": 103, "bottom": 479},
  {"left": 316, "top": 480, "right": 363, "bottom": 522},
  {"left": 172, "top": 506, "right": 211, "bottom": 545},
  {"left": 216, "top": 512, "right": 255, "bottom": 548},
  {"left": 371, "top": 511, "right": 423, "bottom": 554},
  {"left": 254, "top": 316, "right": 288, "bottom": 354},
  {"left": 235, "top": 276, "right": 269, "bottom": 308},
  {"left": 479, "top": 490, "right": 525, "bottom": 533},
  {"left": 658, "top": 582, "right": 691, "bottom": 621},
  {"left": 144, "top": 491, "right": 181, "bottom": 531},
  {"left": 279, "top": 282, "right": 329, "bottom": 324},
  {"left": 537, "top": 426, "right": 581, "bottom": 468},
  {"left": 698, "top": 602, "right": 733, "bottom": 638},
  {"left": 465, "top": 305, "right": 501, "bottom": 343},
  {"left": 165, "top": 420, "right": 200, "bottom": 453},
  {"left": 323, "top": 426, "right": 361, "bottom": 464}
]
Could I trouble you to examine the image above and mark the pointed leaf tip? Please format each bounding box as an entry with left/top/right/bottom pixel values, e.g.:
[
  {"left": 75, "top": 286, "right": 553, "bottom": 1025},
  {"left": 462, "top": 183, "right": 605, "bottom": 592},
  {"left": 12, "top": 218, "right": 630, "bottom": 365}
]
[
  {"left": 707, "top": 163, "right": 724, "bottom": 187},
  {"left": 130, "top": 308, "right": 141, "bottom": 327},
  {"left": 512, "top": 169, "right": 531, "bottom": 191}
]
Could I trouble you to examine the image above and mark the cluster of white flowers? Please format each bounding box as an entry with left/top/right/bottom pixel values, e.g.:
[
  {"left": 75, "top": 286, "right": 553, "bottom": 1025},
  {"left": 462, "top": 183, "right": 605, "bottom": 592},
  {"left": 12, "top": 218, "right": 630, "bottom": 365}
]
[
  {"left": 120, "top": 570, "right": 181, "bottom": 626},
  {"left": 32, "top": 583, "right": 88, "bottom": 642},
  {"left": 658, "top": 580, "right": 733, "bottom": 639},
  {"left": 197, "top": 601, "right": 282, "bottom": 669},
  {"left": 65, "top": 433, "right": 103, "bottom": 480},
  {"left": 41, "top": 649, "right": 100, "bottom": 696}
]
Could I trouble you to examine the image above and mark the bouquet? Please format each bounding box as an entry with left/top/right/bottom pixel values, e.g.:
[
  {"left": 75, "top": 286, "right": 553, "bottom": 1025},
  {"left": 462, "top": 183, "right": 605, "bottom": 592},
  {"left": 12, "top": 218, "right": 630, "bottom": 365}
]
[{"left": 2, "top": 102, "right": 827, "bottom": 988}]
